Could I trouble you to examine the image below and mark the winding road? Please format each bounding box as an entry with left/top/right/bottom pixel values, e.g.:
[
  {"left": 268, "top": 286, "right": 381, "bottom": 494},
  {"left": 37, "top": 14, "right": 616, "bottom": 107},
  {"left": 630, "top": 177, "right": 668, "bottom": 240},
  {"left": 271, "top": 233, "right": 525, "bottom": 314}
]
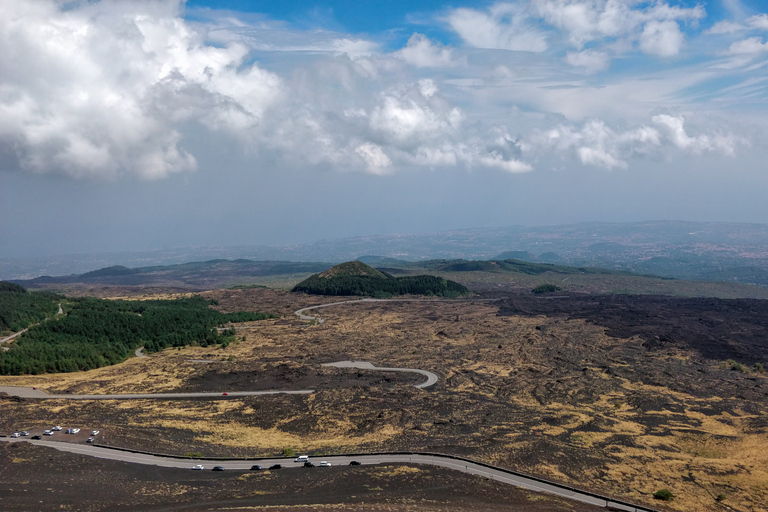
[
  {"left": 1, "top": 297, "right": 657, "bottom": 511},
  {"left": 0, "top": 437, "right": 656, "bottom": 512}
]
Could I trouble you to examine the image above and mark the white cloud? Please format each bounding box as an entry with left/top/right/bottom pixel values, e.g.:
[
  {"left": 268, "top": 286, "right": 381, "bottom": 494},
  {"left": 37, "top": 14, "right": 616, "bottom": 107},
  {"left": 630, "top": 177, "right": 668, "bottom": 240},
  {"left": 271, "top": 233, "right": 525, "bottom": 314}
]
[
  {"left": 393, "top": 33, "right": 456, "bottom": 68},
  {"left": 639, "top": 20, "right": 684, "bottom": 57},
  {"left": 565, "top": 49, "right": 610, "bottom": 72},
  {"left": 446, "top": 4, "right": 548, "bottom": 52},
  {"left": 0, "top": 0, "right": 282, "bottom": 180},
  {"left": 355, "top": 142, "right": 391, "bottom": 173},
  {"left": 728, "top": 36, "right": 768, "bottom": 55},
  {"left": 747, "top": 13, "right": 768, "bottom": 31},
  {"left": 706, "top": 20, "right": 746, "bottom": 34},
  {"left": 651, "top": 114, "right": 745, "bottom": 155}
]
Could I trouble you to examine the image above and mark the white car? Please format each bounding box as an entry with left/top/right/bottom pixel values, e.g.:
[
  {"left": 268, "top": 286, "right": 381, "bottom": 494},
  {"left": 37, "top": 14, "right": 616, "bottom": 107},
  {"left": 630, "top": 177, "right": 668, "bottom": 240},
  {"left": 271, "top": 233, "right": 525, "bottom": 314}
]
[
  {"left": 87, "top": 437, "right": 94, "bottom": 443},
  {"left": 20, "top": 431, "right": 30, "bottom": 436},
  {"left": 191, "top": 464, "right": 204, "bottom": 470},
  {"left": 91, "top": 430, "right": 100, "bottom": 436},
  {"left": 294, "top": 455, "right": 309, "bottom": 463},
  {"left": 44, "top": 430, "right": 54, "bottom": 436},
  {"left": 71, "top": 428, "right": 80, "bottom": 434},
  {"left": 52, "top": 426, "right": 62, "bottom": 431},
  {"left": 319, "top": 461, "right": 332, "bottom": 467},
  {"left": 11, "top": 432, "right": 20, "bottom": 438}
]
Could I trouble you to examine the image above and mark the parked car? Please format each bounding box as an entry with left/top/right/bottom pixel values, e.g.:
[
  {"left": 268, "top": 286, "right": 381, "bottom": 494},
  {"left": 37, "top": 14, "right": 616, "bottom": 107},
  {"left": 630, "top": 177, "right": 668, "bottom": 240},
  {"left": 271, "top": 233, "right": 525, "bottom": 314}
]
[
  {"left": 91, "top": 430, "right": 100, "bottom": 436},
  {"left": 65, "top": 429, "right": 73, "bottom": 434},
  {"left": 212, "top": 466, "right": 224, "bottom": 471},
  {"left": 191, "top": 464, "right": 204, "bottom": 470},
  {"left": 349, "top": 460, "right": 362, "bottom": 465},
  {"left": 44, "top": 430, "right": 54, "bottom": 436},
  {"left": 319, "top": 461, "right": 332, "bottom": 467},
  {"left": 71, "top": 428, "right": 80, "bottom": 434},
  {"left": 268, "top": 464, "right": 282, "bottom": 470},
  {"left": 87, "top": 437, "right": 94, "bottom": 443},
  {"left": 52, "top": 426, "right": 62, "bottom": 431},
  {"left": 304, "top": 461, "right": 315, "bottom": 468},
  {"left": 250, "top": 465, "right": 263, "bottom": 470},
  {"left": 31, "top": 435, "right": 42, "bottom": 440},
  {"left": 11, "top": 432, "right": 21, "bottom": 438},
  {"left": 20, "top": 431, "right": 30, "bottom": 436}
]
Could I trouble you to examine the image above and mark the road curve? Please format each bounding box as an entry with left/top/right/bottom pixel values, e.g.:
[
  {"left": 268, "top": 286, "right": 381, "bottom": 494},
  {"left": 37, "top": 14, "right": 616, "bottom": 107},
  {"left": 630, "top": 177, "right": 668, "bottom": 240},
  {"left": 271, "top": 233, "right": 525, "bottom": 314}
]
[
  {"left": 0, "top": 438, "right": 657, "bottom": 512},
  {"left": 322, "top": 360, "right": 438, "bottom": 389}
]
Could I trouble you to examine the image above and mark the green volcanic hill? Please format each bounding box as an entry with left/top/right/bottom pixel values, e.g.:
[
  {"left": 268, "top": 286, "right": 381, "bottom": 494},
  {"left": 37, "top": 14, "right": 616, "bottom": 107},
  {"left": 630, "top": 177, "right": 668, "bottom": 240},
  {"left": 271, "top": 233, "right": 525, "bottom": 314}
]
[{"left": 292, "top": 261, "right": 469, "bottom": 298}]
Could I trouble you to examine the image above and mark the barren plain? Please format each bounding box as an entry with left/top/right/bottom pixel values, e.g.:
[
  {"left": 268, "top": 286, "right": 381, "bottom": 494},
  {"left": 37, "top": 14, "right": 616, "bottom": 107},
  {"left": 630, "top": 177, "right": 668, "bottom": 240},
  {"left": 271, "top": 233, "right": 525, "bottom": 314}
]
[{"left": 2, "top": 287, "right": 767, "bottom": 512}]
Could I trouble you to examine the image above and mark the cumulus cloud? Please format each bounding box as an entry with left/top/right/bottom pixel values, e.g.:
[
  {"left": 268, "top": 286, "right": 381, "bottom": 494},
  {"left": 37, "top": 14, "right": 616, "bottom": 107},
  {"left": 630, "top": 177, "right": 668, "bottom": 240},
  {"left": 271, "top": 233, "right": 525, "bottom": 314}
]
[
  {"left": 526, "top": 114, "right": 744, "bottom": 169},
  {"left": 392, "top": 33, "right": 456, "bottom": 68},
  {"left": 639, "top": 20, "right": 684, "bottom": 57},
  {"left": 0, "top": 0, "right": 282, "bottom": 180},
  {"left": 446, "top": 4, "right": 548, "bottom": 52},
  {"left": 527, "top": 119, "right": 661, "bottom": 169},
  {"left": 651, "top": 114, "right": 745, "bottom": 155}
]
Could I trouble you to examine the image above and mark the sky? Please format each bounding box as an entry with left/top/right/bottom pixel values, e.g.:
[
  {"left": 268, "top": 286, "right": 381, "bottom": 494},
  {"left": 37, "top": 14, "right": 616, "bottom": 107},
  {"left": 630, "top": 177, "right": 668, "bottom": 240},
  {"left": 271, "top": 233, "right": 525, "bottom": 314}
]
[{"left": 2, "top": 0, "right": 768, "bottom": 261}]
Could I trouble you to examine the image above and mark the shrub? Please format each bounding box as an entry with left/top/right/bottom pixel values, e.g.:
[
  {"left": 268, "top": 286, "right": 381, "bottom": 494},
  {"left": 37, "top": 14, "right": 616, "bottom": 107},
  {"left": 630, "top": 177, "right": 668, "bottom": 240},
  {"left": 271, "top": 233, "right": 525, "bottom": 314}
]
[
  {"left": 753, "top": 363, "right": 765, "bottom": 373},
  {"left": 282, "top": 447, "right": 296, "bottom": 457},
  {"left": 653, "top": 489, "right": 674, "bottom": 501},
  {"left": 716, "top": 493, "right": 727, "bottom": 501},
  {"left": 185, "top": 451, "right": 204, "bottom": 458}
]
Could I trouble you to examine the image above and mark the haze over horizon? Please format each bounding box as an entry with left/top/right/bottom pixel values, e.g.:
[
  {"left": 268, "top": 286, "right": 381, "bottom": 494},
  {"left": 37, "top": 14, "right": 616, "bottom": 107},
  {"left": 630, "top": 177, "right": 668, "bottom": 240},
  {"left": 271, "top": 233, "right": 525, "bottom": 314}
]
[{"left": 3, "top": 0, "right": 768, "bottom": 261}]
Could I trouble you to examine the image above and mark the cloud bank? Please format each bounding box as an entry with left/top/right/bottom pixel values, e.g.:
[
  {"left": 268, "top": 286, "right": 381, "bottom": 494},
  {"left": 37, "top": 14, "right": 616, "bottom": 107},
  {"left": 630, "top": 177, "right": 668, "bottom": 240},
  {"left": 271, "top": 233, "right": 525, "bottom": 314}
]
[{"left": 1, "top": 0, "right": 764, "bottom": 181}]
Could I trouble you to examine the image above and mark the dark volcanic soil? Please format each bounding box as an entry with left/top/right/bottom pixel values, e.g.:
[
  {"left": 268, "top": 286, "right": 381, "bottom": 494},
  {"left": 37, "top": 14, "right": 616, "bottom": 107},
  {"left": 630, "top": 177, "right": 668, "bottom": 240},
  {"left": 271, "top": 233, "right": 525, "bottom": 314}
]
[
  {"left": 496, "top": 293, "right": 768, "bottom": 366},
  {"left": 0, "top": 442, "right": 602, "bottom": 512}
]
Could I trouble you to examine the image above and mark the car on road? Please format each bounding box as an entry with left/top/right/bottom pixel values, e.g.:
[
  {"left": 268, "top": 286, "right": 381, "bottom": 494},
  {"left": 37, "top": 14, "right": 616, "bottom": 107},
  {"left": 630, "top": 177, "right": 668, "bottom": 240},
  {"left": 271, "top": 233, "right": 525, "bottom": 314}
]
[
  {"left": 191, "top": 464, "right": 204, "bottom": 470},
  {"left": 212, "top": 466, "right": 224, "bottom": 471},
  {"left": 31, "top": 435, "right": 42, "bottom": 440},
  {"left": 52, "top": 426, "right": 62, "bottom": 431},
  {"left": 303, "top": 461, "right": 315, "bottom": 467},
  {"left": 319, "top": 461, "right": 332, "bottom": 467},
  {"left": 222, "top": 392, "right": 228, "bottom": 396},
  {"left": 91, "top": 430, "right": 99, "bottom": 436},
  {"left": 294, "top": 455, "right": 309, "bottom": 463},
  {"left": 87, "top": 437, "right": 94, "bottom": 443},
  {"left": 250, "top": 465, "right": 262, "bottom": 470},
  {"left": 268, "top": 464, "right": 282, "bottom": 470},
  {"left": 11, "top": 432, "right": 20, "bottom": 438},
  {"left": 349, "top": 460, "right": 361, "bottom": 465}
]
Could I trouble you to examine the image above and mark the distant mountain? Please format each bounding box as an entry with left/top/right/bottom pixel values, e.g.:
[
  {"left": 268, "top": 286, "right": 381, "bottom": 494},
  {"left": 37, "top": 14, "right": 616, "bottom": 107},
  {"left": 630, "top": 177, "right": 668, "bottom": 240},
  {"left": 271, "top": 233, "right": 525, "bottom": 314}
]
[
  {"left": 11, "top": 260, "right": 334, "bottom": 291},
  {"left": 4, "top": 221, "right": 768, "bottom": 287}
]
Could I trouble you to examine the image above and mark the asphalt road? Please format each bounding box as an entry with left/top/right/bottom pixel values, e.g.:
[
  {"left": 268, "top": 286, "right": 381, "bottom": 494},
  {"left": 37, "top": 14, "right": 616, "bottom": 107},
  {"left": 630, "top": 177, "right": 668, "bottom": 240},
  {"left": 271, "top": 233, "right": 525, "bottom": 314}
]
[
  {"left": 0, "top": 437, "right": 655, "bottom": 512},
  {"left": 322, "top": 360, "right": 438, "bottom": 389},
  {"left": 0, "top": 385, "right": 314, "bottom": 399}
]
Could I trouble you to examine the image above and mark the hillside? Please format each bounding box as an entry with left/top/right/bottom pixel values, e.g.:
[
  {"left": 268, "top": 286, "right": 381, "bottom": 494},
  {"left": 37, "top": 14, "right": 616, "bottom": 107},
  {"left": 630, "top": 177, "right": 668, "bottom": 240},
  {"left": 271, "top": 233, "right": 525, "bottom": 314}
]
[{"left": 292, "top": 261, "right": 469, "bottom": 298}]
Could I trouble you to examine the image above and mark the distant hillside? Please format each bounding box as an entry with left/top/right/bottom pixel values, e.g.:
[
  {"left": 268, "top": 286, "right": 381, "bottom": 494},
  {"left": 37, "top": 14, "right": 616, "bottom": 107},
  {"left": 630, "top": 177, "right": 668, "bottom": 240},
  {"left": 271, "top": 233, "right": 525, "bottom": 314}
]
[
  {"left": 11, "top": 260, "right": 334, "bottom": 291},
  {"left": 292, "top": 261, "right": 469, "bottom": 298},
  {"left": 412, "top": 258, "right": 649, "bottom": 277}
]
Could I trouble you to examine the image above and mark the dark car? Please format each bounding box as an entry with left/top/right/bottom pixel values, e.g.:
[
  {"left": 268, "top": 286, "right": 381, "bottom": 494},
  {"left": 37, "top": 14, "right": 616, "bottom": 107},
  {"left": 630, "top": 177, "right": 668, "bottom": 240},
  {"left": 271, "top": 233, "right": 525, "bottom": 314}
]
[
  {"left": 268, "top": 464, "right": 282, "bottom": 470},
  {"left": 212, "top": 466, "right": 224, "bottom": 471},
  {"left": 304, "top": 461, "right": 315, "bottom": 467},
  {"left": 250, "top": 465, "right": 263, "bottom": 470},
  {"left": 31, "top": 435, "right": 42, "bottom": 440},
  {"left": 349, "top": 460, "right": 362, "bottom": 465}
]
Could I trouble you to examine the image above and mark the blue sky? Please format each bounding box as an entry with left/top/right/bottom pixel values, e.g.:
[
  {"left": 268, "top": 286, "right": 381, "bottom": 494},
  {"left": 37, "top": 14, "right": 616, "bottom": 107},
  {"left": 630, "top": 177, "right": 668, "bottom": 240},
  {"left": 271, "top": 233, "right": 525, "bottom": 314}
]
[{"left": 2, "top": 1, "right": 768, "bottom": 262}]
